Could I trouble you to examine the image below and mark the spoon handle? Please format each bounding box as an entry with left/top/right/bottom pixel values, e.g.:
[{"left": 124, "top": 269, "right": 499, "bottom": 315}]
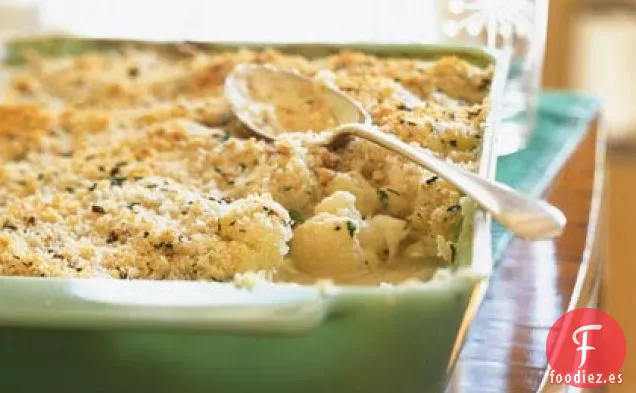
[{"left": 334, "top": 123, "right": 566, "bottom": 240}]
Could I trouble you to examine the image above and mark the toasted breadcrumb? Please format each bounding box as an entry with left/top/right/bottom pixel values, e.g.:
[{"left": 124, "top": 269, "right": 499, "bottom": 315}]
[{"left": 0, "top": 47, "right": 491, "bottom": 283}]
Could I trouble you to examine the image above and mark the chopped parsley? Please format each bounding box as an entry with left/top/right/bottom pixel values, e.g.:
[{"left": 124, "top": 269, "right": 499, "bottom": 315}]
[
  {"left": 377, "top": 189, "right": 399, "bottom": 209},
  {"left": 91, "top": 205, "right": 106, "bottom": 214},
  {"left": 346, "top": 221, "right": 357, "bottom": 238},
  {"left": 478, "top": 77, "right": 491, "bottom": 91},
  {"left": 377, "top": 189, "right": 389, "bottom": 209},
  {"left": 154, "top": 242, "right": 174, "bottom": 251},
  {"left": 128, "top": 66, "right": 140, "bottom": 78},
  {"left": 106, "top": 231, "right": 119, "bottom": 244},
  {"left": 109, "top": 161, "right": 128, "bottom": 176},
  {"left": 214, "top": 132, "right": 230, "bottom": 142},
  {"left": 425, "top": 176, "right": 439, "bottom": 185},
  {"left": 288, "top": 209, "right": 305, "bottom": 226},
  {"left": 262, "top": 206, "right": 276, "bottom": 217},
  {"left": 88, "top": 182, "right": 98, "bottom": 192},
  {"left": 2, "top": 223, "right": 17, "bottom": 231},
  {"left": 109, "top": 176, "right": 126, "bottom": 187}
]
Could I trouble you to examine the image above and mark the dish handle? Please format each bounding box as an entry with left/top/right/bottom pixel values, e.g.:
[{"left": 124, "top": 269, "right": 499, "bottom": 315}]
[{"left": 0, "top": 278, "right": 328, "bottom": 335}]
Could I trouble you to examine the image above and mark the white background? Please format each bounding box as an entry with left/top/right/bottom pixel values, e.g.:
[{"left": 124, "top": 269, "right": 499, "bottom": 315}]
[{"left": 34, "top": 0, "right": 438, "bottom": 43}]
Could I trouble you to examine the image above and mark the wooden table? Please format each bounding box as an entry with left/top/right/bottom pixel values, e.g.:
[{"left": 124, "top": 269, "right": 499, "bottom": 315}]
[
  {"left": 599, "top": 134, "right": 636, "bottom": 393},
  {"left": 447, "top": 114, "right": 606, "bottom": 393}
]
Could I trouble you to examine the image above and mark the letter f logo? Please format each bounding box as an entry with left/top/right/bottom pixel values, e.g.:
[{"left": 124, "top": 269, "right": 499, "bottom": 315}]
[{"left": 572, "top": 324, "right": 602, "bottom": 368}]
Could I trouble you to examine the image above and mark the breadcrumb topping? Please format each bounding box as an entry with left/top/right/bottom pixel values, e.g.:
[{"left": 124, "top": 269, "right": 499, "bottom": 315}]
[{"left": 0, "top": 47, "right": 491, "bottom": 284}]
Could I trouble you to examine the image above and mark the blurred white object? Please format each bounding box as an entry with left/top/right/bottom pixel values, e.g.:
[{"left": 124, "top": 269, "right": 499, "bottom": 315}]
[
  {"left": 0, "top": 0, "right": 39, "bottom": 40},
  {"left": 570, "top": 3, "right": 636, "bottom": 141},
  {"left": 441, "top": 0, "right": 535, "bottom": 47},
  {"left": 37, "top": 0, "right": 436, "bottom": 43},
  {"left": 436, "top": 0, "right": 549, "bottom": 156}
]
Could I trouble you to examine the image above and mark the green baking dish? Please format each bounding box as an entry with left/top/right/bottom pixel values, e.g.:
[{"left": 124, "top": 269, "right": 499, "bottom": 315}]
[{"left": 0, "top": 37, "right": 508, "bottom": 393}]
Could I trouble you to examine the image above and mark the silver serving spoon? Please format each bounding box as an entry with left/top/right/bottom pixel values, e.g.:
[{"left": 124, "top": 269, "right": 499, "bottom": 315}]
[{"left": 224, "top": 64, "right": 566, "bottom": 240}]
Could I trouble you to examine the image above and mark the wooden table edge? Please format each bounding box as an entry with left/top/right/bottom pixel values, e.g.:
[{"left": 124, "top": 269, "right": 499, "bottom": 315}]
[
  {"left": 535, "top": 116, "right": 608, "bottom": 393},
  {"left": 450, "top": 113, "right": 606, "bottom": 393}
]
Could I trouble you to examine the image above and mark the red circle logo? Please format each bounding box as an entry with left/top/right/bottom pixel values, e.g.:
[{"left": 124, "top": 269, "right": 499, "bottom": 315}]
[{"left": 546, "top": 308, "right": 626, "bottom": 388}]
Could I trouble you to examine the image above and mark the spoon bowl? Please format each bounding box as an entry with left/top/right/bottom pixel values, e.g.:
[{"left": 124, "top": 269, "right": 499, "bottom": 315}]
[
  {"left": 224, "top": 64, "right": 566, "bottom": 240},
  {"left": 225, "top": 64, "right": 368, "bottom": 139}
]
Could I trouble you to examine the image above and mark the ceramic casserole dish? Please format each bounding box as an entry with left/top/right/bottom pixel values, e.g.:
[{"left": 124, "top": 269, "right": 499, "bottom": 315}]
[{"left": 0, "top": 37, "right": 508, "bottom": 393}]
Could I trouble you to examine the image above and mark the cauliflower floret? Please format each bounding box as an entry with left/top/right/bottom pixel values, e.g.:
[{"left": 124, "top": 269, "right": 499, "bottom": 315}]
[
  {"left": 359, "top": 215, "right": 408, "bottom": 266},
  {"left": 403, "top": 238, "right": 439, "bottom": 259},
  {"left": 290, "top": 191, "right": 366, "bottom": 278},
  {"left": 314, "top": 190, "right": 361, "bottom": 220},
  {"left": 436, "top": 234, "right": 454, "bottom": 263},
  {"left": 408, "top": 178, "right": 463, "bottom": 249},
  {"left": 92, "top": 193, "right": 294, "bottom": 281},
  {"left": 218, "top": 137, "right": 321, "bottom": 216},
  {"left": 325, "top": 171, "right": 380, "bottom": 217},
  {"left": 290, "top": 214, "right": 365, "bottom": 278},
  {"left": 217, "top": 195, "right": 293, "bottom": 271}
]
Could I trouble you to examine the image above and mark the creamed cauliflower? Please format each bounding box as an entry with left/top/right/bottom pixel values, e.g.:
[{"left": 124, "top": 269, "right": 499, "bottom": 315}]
[{"left": 0, "top": 45, "right": 492, "bottom": 284}]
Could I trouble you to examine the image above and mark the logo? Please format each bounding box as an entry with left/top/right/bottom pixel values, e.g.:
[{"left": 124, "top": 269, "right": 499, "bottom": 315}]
[
  {"left": 572, "top": 324, "right": 602, "bottom": 368},
  {"left": 546, "top": 308, "right": 626, "bottom": 388}
]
